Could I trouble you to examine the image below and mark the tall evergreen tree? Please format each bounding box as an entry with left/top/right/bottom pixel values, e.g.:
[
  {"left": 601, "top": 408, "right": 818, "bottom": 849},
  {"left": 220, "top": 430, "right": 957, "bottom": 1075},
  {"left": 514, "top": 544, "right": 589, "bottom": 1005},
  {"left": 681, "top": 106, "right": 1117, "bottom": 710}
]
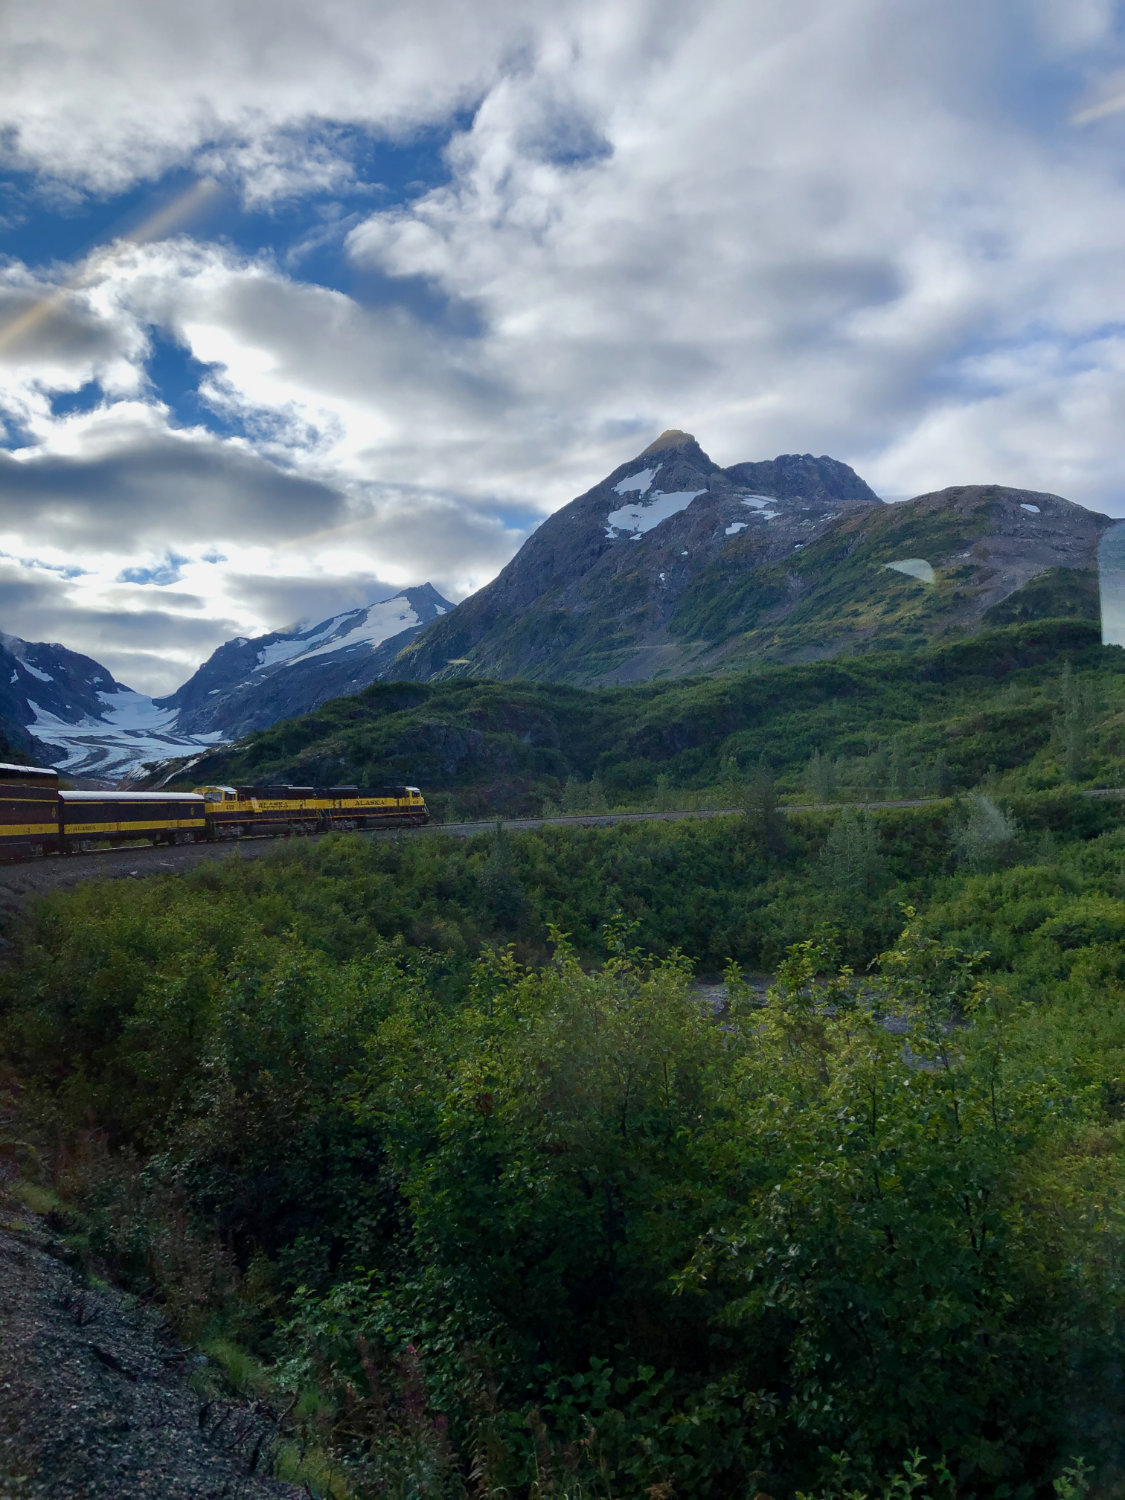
[
  {"left": 1058, "top": 660, "right": 1095, "bottom": 783},
  {"left": 805, "top": 749, "right": 835, "bottom": 803}
]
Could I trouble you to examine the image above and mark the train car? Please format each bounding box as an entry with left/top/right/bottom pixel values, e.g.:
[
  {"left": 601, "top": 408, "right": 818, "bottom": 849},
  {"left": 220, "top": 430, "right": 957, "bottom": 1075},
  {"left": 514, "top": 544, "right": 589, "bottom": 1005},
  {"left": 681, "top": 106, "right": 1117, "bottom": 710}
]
[
  {"left": 0, "top": 765, "right": 429, "bottom": 863},
  {"left": 58, "top": 790, "right": 207, "bottom": 851},
  {"left": 197, "top": 785, "right": 323, "bottom": 839},
  {"left": 0, "top": 762, "right": 61, "bottom": 861},
  {"left": 197, "top": 783, "right": 428, "bottom": 837},
  {"left": 324, "top": 784, "right": 428, "bottom": 829}
]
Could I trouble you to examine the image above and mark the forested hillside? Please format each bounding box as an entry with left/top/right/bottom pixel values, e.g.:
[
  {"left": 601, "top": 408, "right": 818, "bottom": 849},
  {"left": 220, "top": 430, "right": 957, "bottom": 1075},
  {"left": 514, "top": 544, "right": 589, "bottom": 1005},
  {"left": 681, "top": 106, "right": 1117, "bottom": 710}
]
[
  {"left": 182, "top": 619, "right": 1118, "bottom": 819},
  {"left": 3, "top": 772, "right": 1124, "bottom": 1496}
]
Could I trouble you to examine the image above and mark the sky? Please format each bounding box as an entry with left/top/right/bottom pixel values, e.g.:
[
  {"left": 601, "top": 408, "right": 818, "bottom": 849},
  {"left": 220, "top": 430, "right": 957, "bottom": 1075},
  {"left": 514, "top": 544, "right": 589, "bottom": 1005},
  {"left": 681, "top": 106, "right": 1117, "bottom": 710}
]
[{"left": 3, "top": 0, "right": 1125, "bottom": 694}]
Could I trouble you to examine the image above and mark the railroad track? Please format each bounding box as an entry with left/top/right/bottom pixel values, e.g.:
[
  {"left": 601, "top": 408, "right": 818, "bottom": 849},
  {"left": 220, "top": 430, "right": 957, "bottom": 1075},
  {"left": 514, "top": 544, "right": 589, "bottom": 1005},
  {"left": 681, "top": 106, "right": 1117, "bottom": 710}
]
[{"left": 0, "top": 789, "right": 1119, "bottom": 902}]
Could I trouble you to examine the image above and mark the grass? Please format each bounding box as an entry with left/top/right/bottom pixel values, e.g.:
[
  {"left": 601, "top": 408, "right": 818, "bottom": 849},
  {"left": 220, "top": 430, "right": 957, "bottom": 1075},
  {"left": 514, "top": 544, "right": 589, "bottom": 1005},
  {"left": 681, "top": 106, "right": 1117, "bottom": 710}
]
[{"left": 9, "top": 1181, "right": 62, "bottom": 1215}]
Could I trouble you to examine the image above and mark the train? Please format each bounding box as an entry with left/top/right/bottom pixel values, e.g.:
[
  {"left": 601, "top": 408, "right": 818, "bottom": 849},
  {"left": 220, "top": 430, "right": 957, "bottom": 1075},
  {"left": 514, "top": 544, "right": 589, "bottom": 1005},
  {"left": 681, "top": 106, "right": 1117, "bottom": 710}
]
[{"left": 0, "top": 762, "right": 428, "bottom": 862}]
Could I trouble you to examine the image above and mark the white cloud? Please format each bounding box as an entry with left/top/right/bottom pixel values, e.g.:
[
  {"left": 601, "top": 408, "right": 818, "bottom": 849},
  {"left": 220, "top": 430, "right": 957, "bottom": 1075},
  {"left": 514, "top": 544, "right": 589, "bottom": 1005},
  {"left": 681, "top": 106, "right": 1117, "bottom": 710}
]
[
  {"left": 0, "top": 0, "right": 542, "bottom": 198},
  {"left": 4, "top": 0, "right": 1125, "bottom": 688}
]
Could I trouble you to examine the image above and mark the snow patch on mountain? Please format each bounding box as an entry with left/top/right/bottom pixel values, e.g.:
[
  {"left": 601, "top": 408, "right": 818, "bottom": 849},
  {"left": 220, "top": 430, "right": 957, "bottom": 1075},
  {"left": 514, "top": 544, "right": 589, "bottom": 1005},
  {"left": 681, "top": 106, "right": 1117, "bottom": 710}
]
[
  {"left": 741, "top": 495, "right": 780, "bottom": 520},
  {"left": 0, "top": 585, "right": 454, "bottom": 781},
  {"left": 292, "top": 597, "right": 427, "bottom": 666},
  {"left": 606, "top": 489, "right": 707, "bottom": 539},
  {"left": 613, "top": 466, "right": 660, "bottom": 497},
  {"left": 160, "top": 584, "right": 456, "bottom": 743},
  {"left": 251, "top": 596, "right": 438, "bottom": 675},
  {"left": 256, "top": 615, "right": 351, "bottom": 670}
]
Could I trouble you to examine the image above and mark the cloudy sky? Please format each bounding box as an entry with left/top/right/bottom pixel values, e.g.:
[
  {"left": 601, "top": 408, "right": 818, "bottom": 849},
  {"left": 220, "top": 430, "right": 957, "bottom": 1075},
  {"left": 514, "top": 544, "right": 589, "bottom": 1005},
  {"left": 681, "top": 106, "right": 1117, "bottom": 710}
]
[{"left": 2, "top": 0, "right": 1125, "bottom": 692}]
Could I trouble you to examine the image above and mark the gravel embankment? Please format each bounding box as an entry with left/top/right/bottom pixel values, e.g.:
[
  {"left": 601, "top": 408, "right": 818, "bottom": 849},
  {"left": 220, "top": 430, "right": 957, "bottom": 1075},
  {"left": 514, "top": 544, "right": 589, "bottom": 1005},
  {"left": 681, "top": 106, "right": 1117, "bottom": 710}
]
[{"left": 0, "top": 1195, "right": 303, "bottom": 1498}]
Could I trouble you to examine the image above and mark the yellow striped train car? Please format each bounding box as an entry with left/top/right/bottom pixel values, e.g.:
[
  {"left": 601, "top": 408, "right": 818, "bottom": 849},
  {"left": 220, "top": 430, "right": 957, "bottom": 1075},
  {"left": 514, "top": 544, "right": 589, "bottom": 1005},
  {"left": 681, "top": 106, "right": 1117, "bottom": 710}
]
[
  {"left": 58, "top": 790, "right": 208, "bottom": 851},
  {"left": 0, "top": 762, "right": 61, "bottom": 860},
  {"left": 0, "top": 767, "right": 429, "bottom": 862},
  {"left": 197, "top": 784, "right": 428, "bottom": 837}
]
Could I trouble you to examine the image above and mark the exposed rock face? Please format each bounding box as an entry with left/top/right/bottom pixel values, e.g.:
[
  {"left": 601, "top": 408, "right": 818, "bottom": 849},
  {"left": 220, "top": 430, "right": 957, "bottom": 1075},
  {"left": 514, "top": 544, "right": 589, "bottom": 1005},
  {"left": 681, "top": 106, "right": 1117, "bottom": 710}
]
[
  {"left": 162, "top": 584, "right": 454, "bottom": 738},
  {"left": 0, "top": 586, "right": 455, "bottom": 781},
  {"left": 390, "top": 432, "right": 882, "bottom": 684},
  {"left": 0, "top": 1194, "right": 302, "bottom": 1497},
  {"left": 0, "top": 635, "right": 221, "bottom": 778},
  {"left": 384, "top": 435, "right": 1113, "bottom": 685}
]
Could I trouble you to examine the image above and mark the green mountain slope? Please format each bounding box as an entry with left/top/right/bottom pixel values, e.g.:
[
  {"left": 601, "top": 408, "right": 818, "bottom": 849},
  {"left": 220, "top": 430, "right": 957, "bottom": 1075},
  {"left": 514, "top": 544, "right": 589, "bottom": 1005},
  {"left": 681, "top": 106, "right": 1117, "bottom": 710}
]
[
  {"left": 673, "top": 485, "right": 1107, "bottom": 666},
  {"left": 181, "top": 619, "right": 1121, "bottom": 815},
  {"left": 385, "top": 428, "right": 1111, "bottom": 686}
]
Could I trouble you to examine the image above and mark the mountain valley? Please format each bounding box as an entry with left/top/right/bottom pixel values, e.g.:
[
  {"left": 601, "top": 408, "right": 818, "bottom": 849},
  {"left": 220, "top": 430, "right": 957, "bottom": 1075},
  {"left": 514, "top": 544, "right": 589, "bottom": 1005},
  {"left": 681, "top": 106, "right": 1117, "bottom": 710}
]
[
  {"left": 0, "top": 431, "right": 1114, "bottom": 784},
  {"left": 0, "top": 585, "right": 453, "bottom": 780}
]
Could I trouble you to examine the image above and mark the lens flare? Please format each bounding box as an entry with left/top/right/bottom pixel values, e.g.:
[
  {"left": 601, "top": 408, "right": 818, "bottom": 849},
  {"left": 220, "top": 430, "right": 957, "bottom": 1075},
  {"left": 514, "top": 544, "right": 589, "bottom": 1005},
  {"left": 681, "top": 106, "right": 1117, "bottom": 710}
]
[
  {"left": 885, "top": 558, "right": 935, "bottom": 584},
  {"left": 0, "top": 179, "right": 222, "bottom": 357},
  {"left": 1072, "top": 91, "right": 1125, "bottom": 126}
]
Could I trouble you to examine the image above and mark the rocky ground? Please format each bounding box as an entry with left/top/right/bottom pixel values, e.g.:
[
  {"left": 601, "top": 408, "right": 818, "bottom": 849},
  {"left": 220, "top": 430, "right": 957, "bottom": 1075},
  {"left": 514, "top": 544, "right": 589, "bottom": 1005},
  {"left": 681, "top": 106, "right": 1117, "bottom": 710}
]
[{"left": 0, "top": 1114, "right": 305, "bottom": 1499}]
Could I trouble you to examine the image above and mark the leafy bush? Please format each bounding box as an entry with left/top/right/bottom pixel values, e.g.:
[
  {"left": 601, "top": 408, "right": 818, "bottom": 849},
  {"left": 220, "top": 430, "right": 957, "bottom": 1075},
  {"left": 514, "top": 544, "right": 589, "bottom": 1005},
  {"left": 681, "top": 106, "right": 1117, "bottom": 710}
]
[{"left": 4, "top": 823, "right": 1125, "bottom": 1494}]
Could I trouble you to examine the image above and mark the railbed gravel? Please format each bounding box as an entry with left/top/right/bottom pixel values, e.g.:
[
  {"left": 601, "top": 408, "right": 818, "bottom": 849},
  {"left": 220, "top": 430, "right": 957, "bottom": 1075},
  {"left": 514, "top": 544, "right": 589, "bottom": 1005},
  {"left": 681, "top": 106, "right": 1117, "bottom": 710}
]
[{"left": 0, "top": 1203, "right": 303, "bottom": 1498}]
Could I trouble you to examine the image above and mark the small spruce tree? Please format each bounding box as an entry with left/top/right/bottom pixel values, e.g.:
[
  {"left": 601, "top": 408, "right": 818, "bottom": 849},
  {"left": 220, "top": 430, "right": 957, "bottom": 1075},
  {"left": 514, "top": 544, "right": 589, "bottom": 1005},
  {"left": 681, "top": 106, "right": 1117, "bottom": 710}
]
[
  {"left": 805, "top": 750, "right": 835, "bottom": 803},
  {"left": 1058, "top": 660, "right": 1095, "bottom": 783},
  {"left": 560, "top": 775, "right": 585, "bottom": 814},
  {"left": 817, "top": 806, "right": 883, "bottom": 908},
  {"left": 743, "top": 758, "right": 787, "bottom": 856},
  {"left": 719, "top": 752, "right": 742, "bottom": 810}
]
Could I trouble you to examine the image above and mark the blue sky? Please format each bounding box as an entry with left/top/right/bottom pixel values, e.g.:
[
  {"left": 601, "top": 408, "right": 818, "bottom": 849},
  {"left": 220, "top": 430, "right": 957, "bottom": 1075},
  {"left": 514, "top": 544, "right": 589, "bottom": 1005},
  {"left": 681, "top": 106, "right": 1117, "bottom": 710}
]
[{"left": 2, "top": 0, "right": 1125, "bottom": 692}]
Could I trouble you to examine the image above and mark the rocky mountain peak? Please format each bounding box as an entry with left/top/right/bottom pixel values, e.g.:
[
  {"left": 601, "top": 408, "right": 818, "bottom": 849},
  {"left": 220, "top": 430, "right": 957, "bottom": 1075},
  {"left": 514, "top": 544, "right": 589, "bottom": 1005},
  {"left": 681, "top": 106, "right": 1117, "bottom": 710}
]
[
  {"left": 165, "top": 583, "right": 455, "bottom": 740},
  {"left": 388, "top": 433, "right": 888, "bottom": 684},
  {"left": 640, "top": 428, "right": 702, "bottom": 456},
  {"left": 723, "top": 453, "right": 881, "bottom": 505}
]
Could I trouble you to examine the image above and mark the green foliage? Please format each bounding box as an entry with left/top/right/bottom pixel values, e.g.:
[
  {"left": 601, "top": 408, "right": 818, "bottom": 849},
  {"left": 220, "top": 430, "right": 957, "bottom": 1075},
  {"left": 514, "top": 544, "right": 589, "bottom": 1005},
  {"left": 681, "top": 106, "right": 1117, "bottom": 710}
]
[
  {"left": 11, "top": 658, "right": 1125, "bottom": 1496},
  {"left": 950, "top": 792, "right": 1021, "bottom": 870},
  {"left": 806, "top": 747, "right": 836, "bottom": 802},
  {"left": 1058, "top": 659, "right": 1097, "bottom": 783},
  {"left": 982, "top": 566, "right": 1100, "bottom": 628},
  {"left": 742, "top": 757, "right": 788, "bottom": 856},
  {"left": 3, "top": 797, "right": 1125, "bottom": 1494},
  {"left": 816, "top": 805, "right": 884, "bottom": 916},
  {"left": 176, "top": 620, "right": 1125, "bottom": 817}
]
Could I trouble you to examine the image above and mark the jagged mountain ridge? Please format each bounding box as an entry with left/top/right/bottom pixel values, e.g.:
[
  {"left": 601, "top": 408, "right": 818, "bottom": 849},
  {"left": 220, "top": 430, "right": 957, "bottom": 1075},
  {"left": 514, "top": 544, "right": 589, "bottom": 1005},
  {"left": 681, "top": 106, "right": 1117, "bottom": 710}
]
[
  {"left": 0, "top": 584, "right": 454, "bottom": 780},
  {"left": 386, "top": 432, "right": 1111, "bottom": 684},
  {"left": 162, "top": 583, "right": 454, "bottom": 739},
  {"left": 390, "top": 432, "right": 883, "bottom": 684},
  {"left": 0, "top": 633, "right": 225, "bottom": 778}
]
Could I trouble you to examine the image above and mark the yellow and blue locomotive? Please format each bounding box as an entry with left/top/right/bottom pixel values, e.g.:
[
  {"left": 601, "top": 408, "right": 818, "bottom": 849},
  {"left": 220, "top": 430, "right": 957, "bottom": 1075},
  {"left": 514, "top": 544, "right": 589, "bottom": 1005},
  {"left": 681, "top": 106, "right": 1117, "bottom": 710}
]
[{"left": 0, "top": 763, "right": 428, "bottom": 862}]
